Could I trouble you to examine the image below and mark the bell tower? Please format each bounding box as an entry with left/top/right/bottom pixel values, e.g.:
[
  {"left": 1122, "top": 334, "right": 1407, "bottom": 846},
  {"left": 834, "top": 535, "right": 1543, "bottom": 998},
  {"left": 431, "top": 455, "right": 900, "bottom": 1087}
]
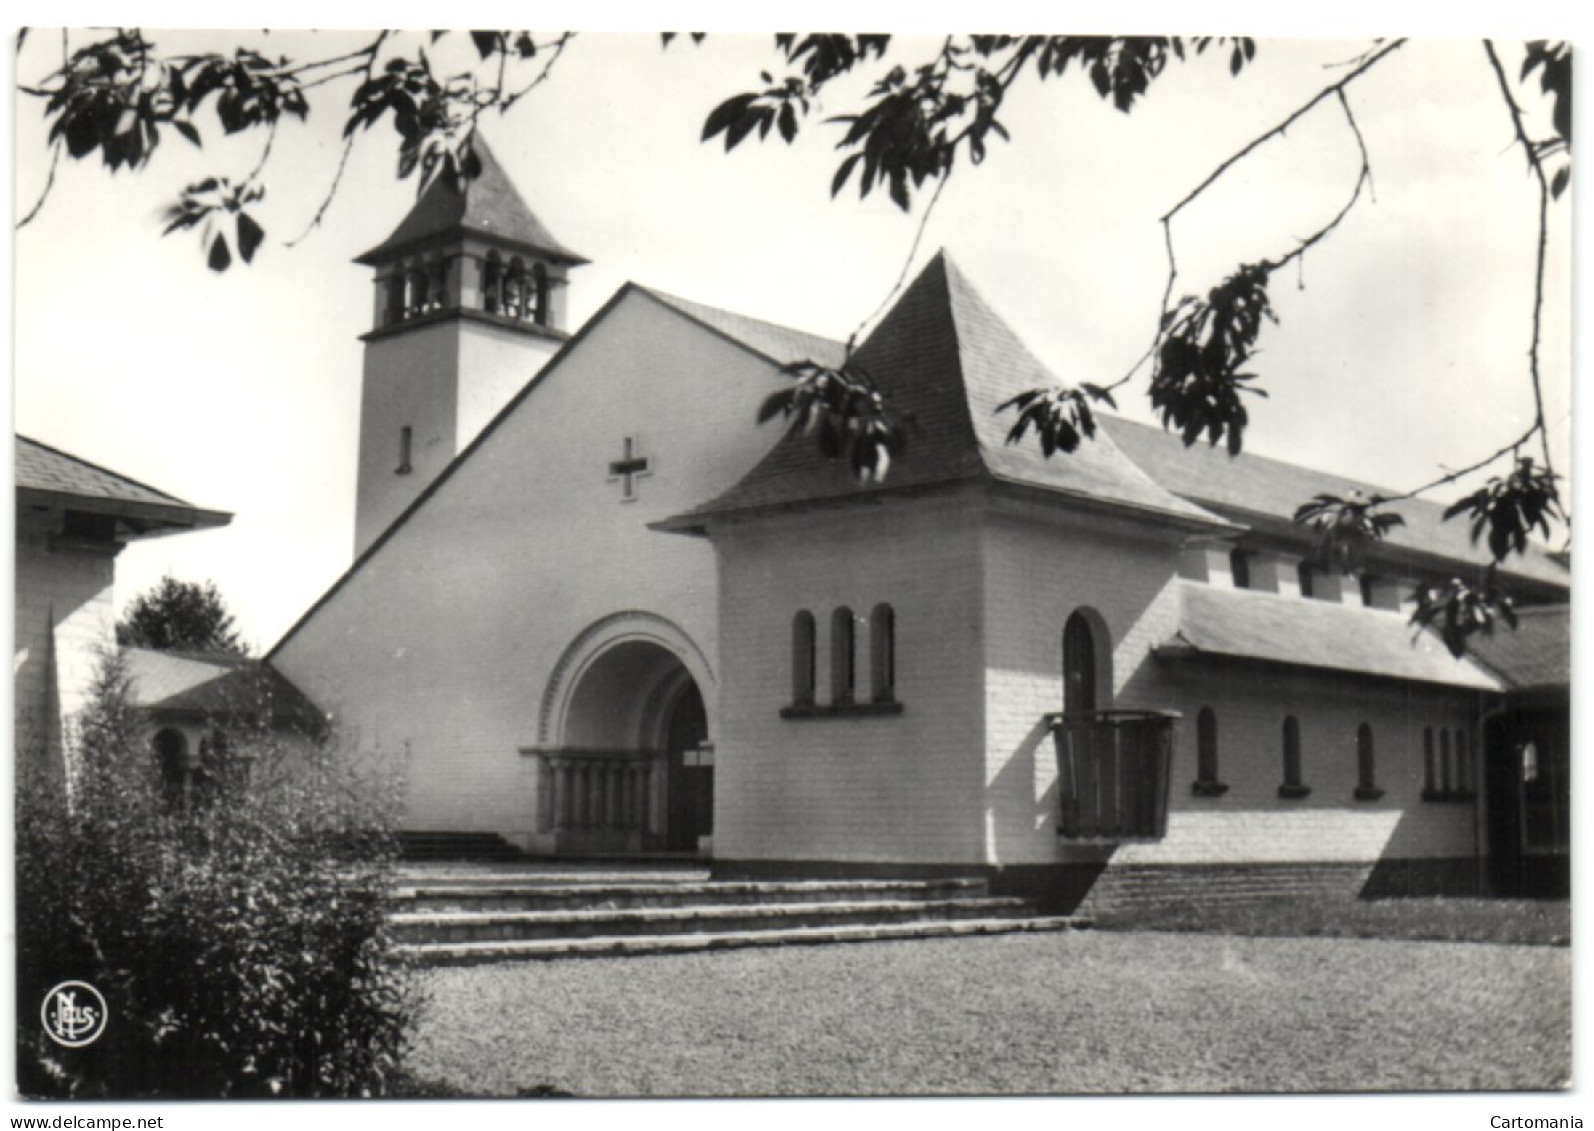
[{"left": 351, "top": 132, "right": 587, "bottom": 556}]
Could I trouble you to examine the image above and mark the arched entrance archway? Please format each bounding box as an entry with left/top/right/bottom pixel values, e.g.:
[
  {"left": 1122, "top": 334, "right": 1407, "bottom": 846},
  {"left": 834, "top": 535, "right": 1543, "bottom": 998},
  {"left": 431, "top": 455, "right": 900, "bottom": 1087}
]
[{"left": 538, "top": 617, "right": 715, "bottom": 855}]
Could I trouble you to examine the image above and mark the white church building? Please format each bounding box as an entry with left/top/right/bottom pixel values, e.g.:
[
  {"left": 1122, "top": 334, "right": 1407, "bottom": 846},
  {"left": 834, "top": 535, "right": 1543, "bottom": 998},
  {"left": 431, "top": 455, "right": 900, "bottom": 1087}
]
[{"left": 265, "top": 137, "right": 1569, "bottom": 910}]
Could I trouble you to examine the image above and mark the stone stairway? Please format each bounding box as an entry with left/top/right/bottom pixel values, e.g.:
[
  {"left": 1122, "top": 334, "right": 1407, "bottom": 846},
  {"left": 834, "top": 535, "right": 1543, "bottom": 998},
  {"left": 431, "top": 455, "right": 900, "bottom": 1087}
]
[{"left": 387, "top": 865, "right": 1090, "bottom": 964}]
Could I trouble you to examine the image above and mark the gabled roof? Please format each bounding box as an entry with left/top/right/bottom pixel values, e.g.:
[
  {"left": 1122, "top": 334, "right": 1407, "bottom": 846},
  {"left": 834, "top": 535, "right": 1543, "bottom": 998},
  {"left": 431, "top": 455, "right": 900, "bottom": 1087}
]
[
  {"left": 674, "top": 253, "right": 1228, "bottom": 531},
  {"left": 125, "top": 648, "right": 325, "bottom": 732},
  {"left": 1103, "top": 416, "right": 1569, "bottom": 591},
  {"left": 1156, "top": 580, "right": 1504, "bottom": 691},
  {"left": 16, "top": 435, "right": 231, "bottom": 536},
  {"left": 1465, "top": 605, "right": 1570, "bottom": 693},
  {"left": 355, "top": 133, "right": 587, "bottom": 266},
  {"left": 642, "top": 288, "right": 845, "bottom": 371},
  {"left": 268, "top": 281, "right": 827, "bottom": 659}
]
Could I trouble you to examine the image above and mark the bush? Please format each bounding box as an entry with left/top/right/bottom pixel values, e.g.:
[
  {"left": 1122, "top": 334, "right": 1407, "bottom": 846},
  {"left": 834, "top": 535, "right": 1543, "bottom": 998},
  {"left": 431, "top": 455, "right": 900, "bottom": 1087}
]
[{"left": 16, "top": 650, "right": 415, "bottom": 1098}]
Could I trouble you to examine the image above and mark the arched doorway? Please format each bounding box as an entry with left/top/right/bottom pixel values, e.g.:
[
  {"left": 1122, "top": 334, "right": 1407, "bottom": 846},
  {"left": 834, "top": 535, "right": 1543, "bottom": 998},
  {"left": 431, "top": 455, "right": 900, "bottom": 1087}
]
[{"left": 543, "top": 631, "right": 714, "bottom": 855}]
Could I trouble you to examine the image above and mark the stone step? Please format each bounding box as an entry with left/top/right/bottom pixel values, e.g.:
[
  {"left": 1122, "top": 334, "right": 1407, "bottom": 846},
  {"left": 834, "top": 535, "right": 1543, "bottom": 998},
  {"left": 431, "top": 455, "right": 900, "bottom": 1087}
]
[
  {"left": 393, "top": 877, "right": 989, "bottom": 913},
  {"left": 387, "top": 896, "right": 1035, "bottom": 945},
  {"left": 392, "top": 914, "right": 1093, "bottom": 965},
  {"left": 392, "top": 867, "right": 712, "bottom": 887}
]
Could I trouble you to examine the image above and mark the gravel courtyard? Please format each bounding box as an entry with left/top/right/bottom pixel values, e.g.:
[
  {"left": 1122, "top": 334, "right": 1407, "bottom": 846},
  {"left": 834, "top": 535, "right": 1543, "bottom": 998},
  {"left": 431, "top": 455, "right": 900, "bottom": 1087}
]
[{"left": 405, "top": 930, "right": 1569, "bottom": 1096}]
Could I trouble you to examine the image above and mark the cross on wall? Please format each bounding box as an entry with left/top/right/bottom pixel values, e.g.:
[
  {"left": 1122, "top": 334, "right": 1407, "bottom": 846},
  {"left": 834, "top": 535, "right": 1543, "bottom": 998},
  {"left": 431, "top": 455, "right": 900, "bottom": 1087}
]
[{"left": 607, "top": 436, "right": 653, "bottom": 501}]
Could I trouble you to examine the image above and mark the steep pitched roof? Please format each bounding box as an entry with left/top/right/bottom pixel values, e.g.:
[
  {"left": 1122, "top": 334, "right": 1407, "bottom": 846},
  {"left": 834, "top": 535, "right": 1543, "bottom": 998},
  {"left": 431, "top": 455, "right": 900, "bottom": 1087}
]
[
  {"left": 676, "top": 253, "right": 1227, "bottom": 530},
  {"left": 641, "top": 288, "right": 845, "bottom": 371},
  {"left": 1157, "top": 581, "right": 1505, "bottom": 691},
  {"left": 125, "top": 648, "right": 325, "bottom": 731},
  {"left": 16, "top": 435, "right": 231, "bottom": 534},
  {"left": 355, "top": 133, "right": 586, "bottom": 265},
  {"left": 1103, "top": 416, "right": 1569, "bottom": 591},
  {"left": 1465, "top": 605, "right": 1570, "bottom": 692}
]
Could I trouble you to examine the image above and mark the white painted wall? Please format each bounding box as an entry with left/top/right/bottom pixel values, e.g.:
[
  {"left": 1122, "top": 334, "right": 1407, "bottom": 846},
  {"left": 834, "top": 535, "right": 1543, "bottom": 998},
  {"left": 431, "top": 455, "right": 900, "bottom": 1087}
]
[{"left": 274, "top": 291, "right": 791, "bottom": 843}]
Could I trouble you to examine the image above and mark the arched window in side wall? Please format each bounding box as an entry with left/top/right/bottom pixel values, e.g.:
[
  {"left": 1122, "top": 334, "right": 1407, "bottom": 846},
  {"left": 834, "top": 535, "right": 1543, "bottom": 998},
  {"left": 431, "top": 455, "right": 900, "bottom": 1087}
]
[
  {"left": 1439, "top": 728, "right": 1452, "bottom": 794},
  {"left": 1193, "top": 707, "right": 1227, "bottom": 795},
  {"left": 869, "top": 604, "right": 895, "bottom": 704},
  {"left": 1280, "top": 716, "right": 1309, "bottom": 798},
  {"left": 1062, "top": 611, "right": 1099, "bottom": 716},
  {"left": 1455, "top": 728, "right": 1471, "bottom": 795},
  {"left": 1355, "top": 723, "right": 1382, "bottom": 800},
  {"left": 791, "top": 611, "right": 816, "bottom": 707},
  {"left": 1423, "top": 727, "right": 1436, "bottom": 795},
  {"left": 831, "top": 607, "right": 855, "bottom": 705}
]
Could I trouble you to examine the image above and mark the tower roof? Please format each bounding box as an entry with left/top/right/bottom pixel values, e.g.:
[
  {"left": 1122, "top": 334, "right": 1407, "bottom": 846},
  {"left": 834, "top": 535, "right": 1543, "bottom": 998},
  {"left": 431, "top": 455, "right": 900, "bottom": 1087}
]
[
  {"left": 671, "top": 252, "right": 1226, "bottom": 531},
  {"left": 355, "top": 133, "right": 587, "bottom": 266}
]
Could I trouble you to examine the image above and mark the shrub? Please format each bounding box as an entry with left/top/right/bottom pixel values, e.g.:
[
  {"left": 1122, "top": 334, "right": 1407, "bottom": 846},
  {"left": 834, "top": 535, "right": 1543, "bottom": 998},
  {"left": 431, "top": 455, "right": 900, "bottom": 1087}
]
[{"left": 15, "top": 650, "right": 415, "bottom": 1098}]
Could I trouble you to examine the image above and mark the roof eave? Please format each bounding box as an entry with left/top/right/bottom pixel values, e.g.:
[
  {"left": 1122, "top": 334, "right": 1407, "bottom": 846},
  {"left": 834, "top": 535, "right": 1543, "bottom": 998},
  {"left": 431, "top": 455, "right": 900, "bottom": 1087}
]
[
  {"left": 1151, "top": 640, "right": 1505, "bottom": 694},
  {"left": 17, "top": 486, "right": 232, "bottom": 535}
]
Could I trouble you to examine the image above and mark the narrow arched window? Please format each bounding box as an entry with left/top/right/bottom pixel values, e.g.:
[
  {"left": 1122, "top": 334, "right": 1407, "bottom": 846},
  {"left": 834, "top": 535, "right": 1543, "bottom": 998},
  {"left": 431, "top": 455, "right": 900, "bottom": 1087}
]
[
  {"left": 831, "top": 607, "right": 855, "bottom": 705},
  {"left": 1229, "top": 550, "right": 1250, "bottom": 590},
  {"left": 505, "top": 259, "right": 526, "bottom": 319},
  {"left": 1440, "top": 728, "right": 1452, "bottom": 793},
  {"left": 1355, "top": 723, "right": 1380, "bottom": 800},
  {"left": 427, "top": 257, "right": 448, "bottom": 311},
  {"left": 1197, "top": 707, "right": 1219, "bottom": 783},
  {"left": 397, "top": 425, "right": 413, "bottom": 474},
  {"left": 483, "top": 253, "right": 502, "bottom": 313},
  {"left": 1280, "top": 716, "right": 1307, "bottom": 797},
  {"left": 385, "top": 272, "right": 406, "bottom": 325},
  {"left": 1297, "top": 562, "right": 1315, "bottom": 599},
  {"left": 1423, "top": 727, "right": 1436, "bottom": 793},
  {"left": 531, "top": 262, "right": 550, "bottom": 325},
  {"left": 408, "top": 264, "right": 433, "bottom": 316},
  {"left": 869, "top": 604, "right": 895, "bottom": 703},
  {"left": 1062, "top": 611, "right": 1098, "bottom": 716},
  {"left": 1454, "top": 728, "right": 1470, "bottom": 795},
  {"left": 1359, "top": 574, "right": 1377, "bottom": 607},
  {"left": 791, "top": 611, "right": 816, "bottom": 707}
]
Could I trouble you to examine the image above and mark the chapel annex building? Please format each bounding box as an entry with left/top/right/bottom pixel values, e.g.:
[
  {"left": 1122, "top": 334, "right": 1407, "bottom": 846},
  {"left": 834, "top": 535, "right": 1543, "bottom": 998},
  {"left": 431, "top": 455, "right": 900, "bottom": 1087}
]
[{"left": 266, "top": 137, "right": 1570, "bottom": 908}]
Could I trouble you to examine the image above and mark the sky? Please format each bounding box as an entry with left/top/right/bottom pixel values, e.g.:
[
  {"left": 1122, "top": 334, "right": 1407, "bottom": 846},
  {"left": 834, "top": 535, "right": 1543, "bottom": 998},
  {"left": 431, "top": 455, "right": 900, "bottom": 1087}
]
[{"left": 12, "top": 30, "right": 1574, "bottom": 653}]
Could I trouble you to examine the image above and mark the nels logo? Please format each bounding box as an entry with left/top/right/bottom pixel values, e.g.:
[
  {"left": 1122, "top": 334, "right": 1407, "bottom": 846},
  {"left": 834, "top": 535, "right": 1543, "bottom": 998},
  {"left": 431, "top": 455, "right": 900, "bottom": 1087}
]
[{"left": 41, "top": 981, "right": 109, "bottom": 1048}]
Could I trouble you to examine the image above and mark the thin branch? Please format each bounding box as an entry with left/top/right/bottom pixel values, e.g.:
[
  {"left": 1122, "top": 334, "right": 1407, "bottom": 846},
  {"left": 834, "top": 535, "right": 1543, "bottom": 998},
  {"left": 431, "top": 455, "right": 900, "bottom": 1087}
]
[
  {"left": 845, "top": 174, "right": 950, "bottom": 355},
  {"left": 1260, "top": 92, "right": 1373, "bottom": 274},
  {"left": 500, "top": 33, "right": 577, "bottom": 110},
  {"left": 16, "top": 141, "right": 63, "bottom": 229},
  {"left": 1482, "top": 40, "right": 1556, "bottom": 488},
  {"left": 246, "top": 119, "right": 278, "bottom": 184},
  {"left": 1381, "top": 422, "right": 1540, "bottom": 505},
  {"left": 285, "top": 32, "right": 388, "bottom": 247},
  {"left": 1162, "top": 38, "right": 1406, "bottom": 224},
  {"left": 285, "top": 134, "right": 356, "bottom": 247}
]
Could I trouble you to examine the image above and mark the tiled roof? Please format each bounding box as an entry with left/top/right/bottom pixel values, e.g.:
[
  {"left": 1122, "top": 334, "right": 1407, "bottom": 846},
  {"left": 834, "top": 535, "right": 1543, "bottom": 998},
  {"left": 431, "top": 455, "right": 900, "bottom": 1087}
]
[
  {"left": 1103, "top": 416, "right": 1569, "bottom": 590},
  {"left": 1465, "top": 605, "right": 1570, "bottom": 692},
  {"left": 1158, "top": 580, "right": 1505, "bottom": 691},
  {"left": 125, "top": 648, "right": 326, "bottom": 731},
  {"left": 678, "top": 253, "right": 1226, "bottom": 529},
  {"left": 356, "top": 133, "right": 586, "bottom": 265},
  {"left": 16, "top": 436, "right": 231, "bottom": 532},
  {"left": 640, "top": 288, "right": 846, "bottom": 370}
]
